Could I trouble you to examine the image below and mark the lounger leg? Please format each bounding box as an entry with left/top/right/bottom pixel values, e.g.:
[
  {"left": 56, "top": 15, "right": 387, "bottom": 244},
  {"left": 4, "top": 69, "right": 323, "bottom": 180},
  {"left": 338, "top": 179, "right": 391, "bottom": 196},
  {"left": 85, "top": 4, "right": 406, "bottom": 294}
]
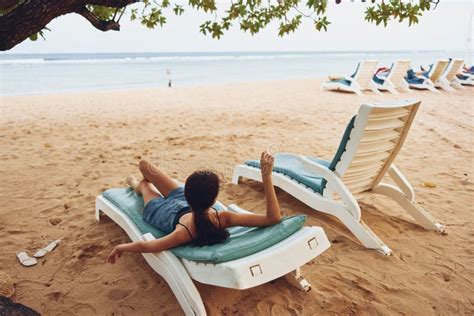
[
  {"left": 426, "top": 80, "right": 441, "bottom": 94},
  {"left": 372, "top": 184, "right": 444, "bottom": 233},
  {"left": 401, "top": 80, "right": 413, "bottom": 93},
  {"left": 379, "top": 79, "right": 397, "bottom": 95},
  {"left": 142, "top": 234, "right": 207, "bottom": 316},
  {"left": 349, "top": 81, "right": 365, "bottom": 96},
  {"left": 337, "top": 212, "right": 392, "bottom": 255},
  {"left": 373, "top": 165, "right": 444, "bottom": 232},
  {"left": 387, "top": 86, "right": 399, "bottom": 95},
  {"left": 284, "top": 268, "right": 311, "bottom": 292},
  {"left": 437, "top": 79, "right": 455, "bottom": 92},
  {"left": 427, "top": 84, "right": 440, "bottom": 93},
  {"left": 369, "top": 81, "right": 382, "bottom": 95},
  {"left": 451, "top": 79, "right": 464, "bottom": 90},
  {"left": 231, "top": 172, "right": 240, "bottom": 185},
  {"left": 352, "top": 87, "right": 364, "bottom": 96},
  {"left": 95, "top": 207, "right": 102, "bottom": 221},
  {"left": 324, "top": 202, "right": 392, "bottom": 255}
]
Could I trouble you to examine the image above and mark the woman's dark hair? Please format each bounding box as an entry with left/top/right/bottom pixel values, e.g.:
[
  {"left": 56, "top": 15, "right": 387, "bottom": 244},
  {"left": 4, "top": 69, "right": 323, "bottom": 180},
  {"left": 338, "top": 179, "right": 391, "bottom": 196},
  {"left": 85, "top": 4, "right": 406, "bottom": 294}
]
[{"left": 184, "top": 170, "right": 229, "bottom": 246}]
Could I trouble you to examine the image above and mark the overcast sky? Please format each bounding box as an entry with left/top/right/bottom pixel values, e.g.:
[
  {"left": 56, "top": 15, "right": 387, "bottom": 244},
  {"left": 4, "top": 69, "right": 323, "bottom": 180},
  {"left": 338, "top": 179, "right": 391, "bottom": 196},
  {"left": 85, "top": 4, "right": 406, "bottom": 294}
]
[{"left": 5, "top": 0, "right": 473, "bottom": 54}]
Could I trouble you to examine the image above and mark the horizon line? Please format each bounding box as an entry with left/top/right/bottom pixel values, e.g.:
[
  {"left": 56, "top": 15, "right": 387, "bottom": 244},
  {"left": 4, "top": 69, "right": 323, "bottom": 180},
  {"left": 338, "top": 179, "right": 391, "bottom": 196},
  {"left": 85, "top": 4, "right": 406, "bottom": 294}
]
[{"left": 1, "top": 49, "right": 472, "bottom": 56}]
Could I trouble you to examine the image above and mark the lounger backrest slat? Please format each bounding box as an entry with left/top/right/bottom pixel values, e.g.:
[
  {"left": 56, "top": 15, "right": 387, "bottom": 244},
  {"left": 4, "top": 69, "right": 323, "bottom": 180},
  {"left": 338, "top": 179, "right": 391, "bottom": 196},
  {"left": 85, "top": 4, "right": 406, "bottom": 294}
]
[
  {"left": 429, "top": 60, "right": 449, "bottom": 82},
  {"left": 354, "top": 60, "right": 378, "bottom": 89},
  {"left": 445, "top": 59, "right": 464, "bottom": 81},
  {"left": 330, "top": 100, "right": 420, "bottom": 195},
  {"left": 387, "top": 60, "right": 411, "bottom": 87}
]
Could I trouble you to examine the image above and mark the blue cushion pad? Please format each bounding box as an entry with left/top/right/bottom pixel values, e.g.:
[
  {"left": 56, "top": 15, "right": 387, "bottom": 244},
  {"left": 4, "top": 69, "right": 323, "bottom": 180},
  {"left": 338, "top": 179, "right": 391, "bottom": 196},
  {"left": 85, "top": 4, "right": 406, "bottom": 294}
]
[
  {"left": 245, "top": 153, "right": 331, "bottom": 194},
  {"left": 372, "top": 75, "right": 385, "bottom": 85},
  {"left": 329, "top": 78, "right": 351, "bottom": 86},
  {"left": 102, "top": 188, "right": 306, "bottom": 263}
]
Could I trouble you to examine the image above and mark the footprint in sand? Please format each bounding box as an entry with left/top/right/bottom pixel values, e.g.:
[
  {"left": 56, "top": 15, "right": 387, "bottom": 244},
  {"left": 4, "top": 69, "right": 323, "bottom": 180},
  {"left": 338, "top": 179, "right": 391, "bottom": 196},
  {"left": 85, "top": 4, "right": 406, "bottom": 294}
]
[
  {"left": 64, "top": 213, "right": 85, "bottom": 223},
  {"left": 47, "top": 291, "right": 63, "bottom": 302},
  {"left": 106, "top": 288, "right": 133, "bottom": 300},
  {"left": 79, "top": 273, "right": 103, "bottom": 284},
  {"left": 6, "top": 230, "right": 25, "bottom": 235},
  {"left": 256, "top": 301, "right": 298, "bottom": 316},
  {"left": 71, "top": 303, "right": 97, "bottom": 314},
  {"left": 139, "top": 278, "right": 150, "bottom": 290},
  {"left": 0, "top": 154, "right": 18, "bottom": 160},
  {"left": 85, "top": 230, "right": 106, "bottom": 240},
  {"left": 49, "top": 218, "right": 62, "bottom": 226},
  {"left": 39, "top": 204, "right": 61, "bottom": 215},
  {"left": 78, "top": 244, "right": 104, "bottom": 261}
]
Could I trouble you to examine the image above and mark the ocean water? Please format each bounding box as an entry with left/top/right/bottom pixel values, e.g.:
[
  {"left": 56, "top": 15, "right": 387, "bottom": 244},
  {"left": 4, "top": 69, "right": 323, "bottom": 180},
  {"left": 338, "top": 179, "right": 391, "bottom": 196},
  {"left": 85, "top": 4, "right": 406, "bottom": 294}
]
[{"left": 0, "top": 51, "right": 471, "bottom": 96}]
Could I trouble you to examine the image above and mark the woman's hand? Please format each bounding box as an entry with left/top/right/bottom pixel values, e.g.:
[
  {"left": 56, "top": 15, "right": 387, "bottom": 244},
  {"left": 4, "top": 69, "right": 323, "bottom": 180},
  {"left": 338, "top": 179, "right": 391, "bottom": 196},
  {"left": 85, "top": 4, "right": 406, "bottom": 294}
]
[
  {"left": 260, "top": 151, "right": 275, "bottom": 177},
  {"left": 107, "top": 246, "right": 123, "bottom": 264}
]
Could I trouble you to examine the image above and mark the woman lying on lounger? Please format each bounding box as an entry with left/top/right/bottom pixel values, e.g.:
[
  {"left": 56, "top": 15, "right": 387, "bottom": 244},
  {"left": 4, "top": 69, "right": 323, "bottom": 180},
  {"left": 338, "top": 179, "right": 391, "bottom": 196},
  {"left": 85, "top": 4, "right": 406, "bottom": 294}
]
[{"left": 107, "top": 151, "right": 281, "bottom": 264}]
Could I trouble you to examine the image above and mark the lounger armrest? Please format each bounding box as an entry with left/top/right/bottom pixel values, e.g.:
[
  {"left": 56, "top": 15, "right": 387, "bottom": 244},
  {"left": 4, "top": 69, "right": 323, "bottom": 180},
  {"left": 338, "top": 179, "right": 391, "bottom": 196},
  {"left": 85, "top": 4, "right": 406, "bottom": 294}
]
[{"left": 295, "top": 155, "right": 361, "bottom": 219}]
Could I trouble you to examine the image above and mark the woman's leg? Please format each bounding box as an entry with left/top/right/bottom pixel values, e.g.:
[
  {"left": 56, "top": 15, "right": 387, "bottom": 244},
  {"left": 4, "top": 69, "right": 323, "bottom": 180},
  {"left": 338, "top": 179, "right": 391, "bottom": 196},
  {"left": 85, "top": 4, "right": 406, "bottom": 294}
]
[
  {"left": 139, "top": 159, "right": 180, "bottom": 198},
  {"left": 136, "top": 179, "right": 161, "bottom": 204}
]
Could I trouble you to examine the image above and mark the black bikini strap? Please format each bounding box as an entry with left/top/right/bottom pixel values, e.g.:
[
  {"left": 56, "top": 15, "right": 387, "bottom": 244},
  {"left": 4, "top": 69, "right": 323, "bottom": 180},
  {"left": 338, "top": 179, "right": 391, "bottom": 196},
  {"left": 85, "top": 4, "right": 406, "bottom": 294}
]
[
  {"left": 214, "top": 208, "right": 222, "bottom": 229},
  {"left": 177, "top": 223, "right": 194, "bottom": 241}
]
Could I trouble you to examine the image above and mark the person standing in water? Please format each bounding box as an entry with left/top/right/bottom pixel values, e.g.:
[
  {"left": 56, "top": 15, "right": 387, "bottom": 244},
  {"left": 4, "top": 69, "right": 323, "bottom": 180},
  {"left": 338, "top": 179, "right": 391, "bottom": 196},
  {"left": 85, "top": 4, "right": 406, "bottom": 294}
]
[{"left": 166, "top": 68, "right": 172, "bottom": 88}]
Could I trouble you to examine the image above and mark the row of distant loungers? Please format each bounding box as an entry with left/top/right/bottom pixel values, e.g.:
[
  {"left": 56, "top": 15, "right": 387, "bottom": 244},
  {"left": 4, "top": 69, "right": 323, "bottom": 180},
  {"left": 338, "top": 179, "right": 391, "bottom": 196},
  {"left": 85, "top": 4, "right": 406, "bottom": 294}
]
[{"left": 322, "top": 59, "right": 473, "bottom": 95}]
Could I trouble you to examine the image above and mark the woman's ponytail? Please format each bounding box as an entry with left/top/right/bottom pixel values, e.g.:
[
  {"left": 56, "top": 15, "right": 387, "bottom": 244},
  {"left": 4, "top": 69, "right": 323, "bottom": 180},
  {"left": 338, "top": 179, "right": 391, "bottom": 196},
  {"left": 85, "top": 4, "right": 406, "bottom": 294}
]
[{"left": 184, "top": 171, "right": 229, "bottom": 246}]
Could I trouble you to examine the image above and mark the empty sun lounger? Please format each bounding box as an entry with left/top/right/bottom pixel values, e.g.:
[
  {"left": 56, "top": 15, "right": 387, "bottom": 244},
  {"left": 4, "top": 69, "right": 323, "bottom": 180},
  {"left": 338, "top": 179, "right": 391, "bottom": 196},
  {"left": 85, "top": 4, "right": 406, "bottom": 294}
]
[
  {"left": 321, "top": 60, "right": 381, "bottom": 96},
  {"left": 419, "top": 60, "right": 450, "bottom": 92},
  {"left": 405, "top": 69, "right": 439, "bottom": 93},
  {"left": 457, "top": 72, "right": 474, "bottom": 86},
  {"left": 437, "top": 59, "right": 465, "bottom": 90},
  {"left": 96, "top": 188, "right": 330, "bottom": 315},
  {"left": 233, "top": 99, "right": 444, "bottom": 256},
  {"left": 373, "top": 60, "right": 412, "bottom": 94},
  {"left": 457, "top": 65, "right": 474, "bottom": 86}
]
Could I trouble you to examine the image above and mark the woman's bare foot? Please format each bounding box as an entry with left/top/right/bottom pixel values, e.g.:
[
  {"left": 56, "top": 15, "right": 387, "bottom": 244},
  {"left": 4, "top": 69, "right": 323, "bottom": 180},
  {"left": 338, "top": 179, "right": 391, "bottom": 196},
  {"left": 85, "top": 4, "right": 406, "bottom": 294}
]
[{"left": 126, "top": 175, "right": 141, "bottom": 194}]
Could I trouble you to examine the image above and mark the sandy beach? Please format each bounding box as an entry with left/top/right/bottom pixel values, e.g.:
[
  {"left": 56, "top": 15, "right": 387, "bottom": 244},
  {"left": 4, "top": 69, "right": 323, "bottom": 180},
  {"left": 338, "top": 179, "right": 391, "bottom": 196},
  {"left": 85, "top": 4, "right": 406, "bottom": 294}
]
[{"left": 1, "top": 79, "right": 473, "bottom": 315}]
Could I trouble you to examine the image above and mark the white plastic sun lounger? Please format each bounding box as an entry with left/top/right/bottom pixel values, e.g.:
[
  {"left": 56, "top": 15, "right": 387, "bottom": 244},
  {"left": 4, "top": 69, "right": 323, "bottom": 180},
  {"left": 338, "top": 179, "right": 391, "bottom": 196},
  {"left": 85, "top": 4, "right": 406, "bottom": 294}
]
[
  {"left": 417, "top": 59, "right": 450, "bottom": 92},
  {"left": 436, "top": 59, "right": 465, "bottom": 91},
  {"left": 321, "top": 60, "right": 381, "bottom": 96},
  {"left": 457, "top": 66, "right": 474, "bottom": 85},
  {"left": 233, "top": 99, "right": 444, "bottom": 256},
  {"left": 457, "top": 72, "right": 474, "bottom": 86},
  {"left": 373, "top": 60, "right": 412, "bottom": 94},
  {"left": 96, "top": 191, "right": 330, "bottom": 315},
  {"left": 405, "top": 72, "right": 438, "bottom": 93}
]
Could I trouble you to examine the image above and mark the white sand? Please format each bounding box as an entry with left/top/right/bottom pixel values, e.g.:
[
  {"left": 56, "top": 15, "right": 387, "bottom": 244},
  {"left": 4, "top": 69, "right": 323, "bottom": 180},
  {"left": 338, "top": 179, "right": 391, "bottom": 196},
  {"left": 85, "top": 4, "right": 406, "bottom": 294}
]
[{"left": 0, "top": 79, "right": 473, "bottom": 315}]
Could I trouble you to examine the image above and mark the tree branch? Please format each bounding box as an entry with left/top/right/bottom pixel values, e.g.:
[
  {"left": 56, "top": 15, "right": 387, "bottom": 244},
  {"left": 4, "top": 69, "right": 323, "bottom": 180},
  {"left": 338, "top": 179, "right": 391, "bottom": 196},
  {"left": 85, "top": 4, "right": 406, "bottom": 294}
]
[
  {"left": 0, "top": 0, "right": 18, "bottom": 10},
  {"left": 82, "top": 0, "right": 140, "bottom": 8},
  {"left": 75, "top": 5, "right": 120, "bottom": 31},
  {"left": 0, "top": 0, "right": 137, "bottom": 50}
]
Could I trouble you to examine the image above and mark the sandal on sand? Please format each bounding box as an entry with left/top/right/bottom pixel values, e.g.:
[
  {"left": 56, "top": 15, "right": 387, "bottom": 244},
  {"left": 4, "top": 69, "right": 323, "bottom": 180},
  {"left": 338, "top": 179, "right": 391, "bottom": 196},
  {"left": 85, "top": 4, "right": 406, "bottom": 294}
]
[
  {"left": 33, "top": 239, "right": 60, "bottom": 258},
  {"left": 16, "top": 251, "right": 37, "bottom": 267}
]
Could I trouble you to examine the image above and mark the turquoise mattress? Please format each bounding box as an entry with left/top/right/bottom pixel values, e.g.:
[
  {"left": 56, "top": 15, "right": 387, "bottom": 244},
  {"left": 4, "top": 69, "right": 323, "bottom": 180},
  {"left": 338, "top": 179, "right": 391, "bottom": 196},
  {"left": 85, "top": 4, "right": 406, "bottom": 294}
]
[
  {"left": 245, "top": 116, "right": 356, "bottom": 194},
  {"left": 102, "top": 188, "right": 306, "bottom": 264}
]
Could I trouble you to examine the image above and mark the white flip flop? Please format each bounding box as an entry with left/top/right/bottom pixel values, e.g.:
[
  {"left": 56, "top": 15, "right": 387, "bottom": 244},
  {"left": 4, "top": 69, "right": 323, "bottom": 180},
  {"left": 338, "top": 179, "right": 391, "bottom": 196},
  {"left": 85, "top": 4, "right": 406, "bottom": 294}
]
[
  {"left": 33, "top": 239, "right": 60, "bottom": 258},
  {"left": 16, "top": 251, "right": 37, "bottom": 267}
]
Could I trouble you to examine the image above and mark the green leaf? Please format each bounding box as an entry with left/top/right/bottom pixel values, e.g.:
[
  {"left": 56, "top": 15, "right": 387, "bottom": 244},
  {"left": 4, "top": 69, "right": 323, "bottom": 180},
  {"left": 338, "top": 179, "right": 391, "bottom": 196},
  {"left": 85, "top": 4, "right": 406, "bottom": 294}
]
[{"left": 29, "top": 33, "right": 38, "bottom": 41}]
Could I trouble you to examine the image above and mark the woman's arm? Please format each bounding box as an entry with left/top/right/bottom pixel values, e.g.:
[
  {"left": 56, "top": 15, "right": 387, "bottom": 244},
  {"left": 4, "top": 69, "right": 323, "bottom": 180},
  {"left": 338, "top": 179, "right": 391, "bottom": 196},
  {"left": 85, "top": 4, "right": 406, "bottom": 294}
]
[
  {"left": 107, "top": 229, "right": 189, "bottom": 264},
  {"left": 221, "top": 151, "right": 282, "bottom": 228},
  {"left": 260, "top": 151, "right": 281, "bottom": 222}
]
